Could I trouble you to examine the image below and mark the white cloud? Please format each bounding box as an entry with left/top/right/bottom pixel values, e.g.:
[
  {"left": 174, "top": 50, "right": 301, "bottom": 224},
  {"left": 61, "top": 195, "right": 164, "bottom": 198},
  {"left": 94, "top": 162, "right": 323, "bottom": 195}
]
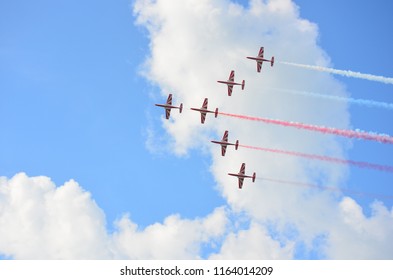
[
  {"left": 2, "top": 173, "right": 392, "bottom": 259},
  {"left": 0, "top": 173, "right": 111, "bottom": 259},
  {"left": 209, "top": 222, "right": 294, "bottom": 259},
  {"left": 0, "top": 173, "right": 227, "bottom": 259},
  {"left": 112, "top": 207, "right": 227, "bottom": 259},
  {"left": 325, "top": 197, "right": 393, "bottom": 259}
]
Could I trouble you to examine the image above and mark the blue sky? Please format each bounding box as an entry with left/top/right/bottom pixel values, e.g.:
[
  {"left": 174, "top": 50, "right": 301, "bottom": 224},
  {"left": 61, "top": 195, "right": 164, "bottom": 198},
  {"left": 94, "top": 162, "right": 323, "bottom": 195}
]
[
  {"left": 0, "top": 0, "right": 392, "bottom": 259},
  {"left": 294, "top": 0, "right": 393, "bottom": 212},
  {"left": 0, "top": 0, "right": 224, "bottom": 228}
]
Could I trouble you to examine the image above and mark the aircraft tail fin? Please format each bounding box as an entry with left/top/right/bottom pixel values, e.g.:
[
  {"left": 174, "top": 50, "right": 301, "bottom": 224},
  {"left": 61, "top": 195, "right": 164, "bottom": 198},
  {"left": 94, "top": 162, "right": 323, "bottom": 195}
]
[
  {"left": 242, "top": 80, "right": 245, "bottom": 90},
  {"left": 271, "top": 56, "right": 275, "bottom": 67}
]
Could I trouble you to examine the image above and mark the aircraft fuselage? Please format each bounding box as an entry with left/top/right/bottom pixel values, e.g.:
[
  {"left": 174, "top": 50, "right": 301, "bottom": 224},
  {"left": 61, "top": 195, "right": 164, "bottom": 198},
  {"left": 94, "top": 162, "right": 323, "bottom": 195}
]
[
  {"left": 155, "top": 104, "right": 180, "bottom": 109},
  {"left": 246, "top": 56, "right": 270, "bottom": 62},
  {"left": 211, "top": 140, "right": 234, "bottom": 146},
  {"left": 190, "top": 108, "right": 215, "bottom": 114},
  {"left": 228, "top": 173, "right": 253, "bottom": 179},
  {"left": 217, "top": 81, "right": 242, "bottom": 86}
]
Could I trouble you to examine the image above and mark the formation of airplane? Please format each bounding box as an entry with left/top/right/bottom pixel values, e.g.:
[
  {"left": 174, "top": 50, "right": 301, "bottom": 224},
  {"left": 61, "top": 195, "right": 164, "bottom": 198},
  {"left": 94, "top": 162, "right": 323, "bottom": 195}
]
[
  {"left": 211, "top": 130, "right": 239, "bottom": 156},
  {"left": 190, "top": 98, "right": 218, "bottom": 124},
  {"left": 154, "top": 47, "right": 273, "bottom": 188},
  {"left": 246, "top": 46, "right": 274, "bottom": 72},
  {"left": 154, "top": 94, "right": 183, "bottom": 119},
  {"left": 217, "top": 70, "right": 245, "bottom": 96},
  {"left": 228, "top": 163, "right": 256, "bottom": 189}
]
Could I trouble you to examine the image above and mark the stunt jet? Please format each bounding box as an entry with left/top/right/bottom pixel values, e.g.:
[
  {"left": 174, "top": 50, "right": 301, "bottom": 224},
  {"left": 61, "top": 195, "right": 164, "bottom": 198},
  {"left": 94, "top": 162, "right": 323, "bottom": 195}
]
[
  {"left": 190, "top": 98, "right": 218, "bottom": 124},
  {"left": 217, "top": 70, "right": 245, "bottom": 96},
  {"left": 246, "top": 47, "right": 274, "bottom": 72},
  {"left": 155, "top": 94, "right": 183, "bottom": 119},
  {"left": 211, "top": 130, "right": 239, "bottom": 156},
  {"left": 228, "top": 163, "right": 256, "bottom": 189}
]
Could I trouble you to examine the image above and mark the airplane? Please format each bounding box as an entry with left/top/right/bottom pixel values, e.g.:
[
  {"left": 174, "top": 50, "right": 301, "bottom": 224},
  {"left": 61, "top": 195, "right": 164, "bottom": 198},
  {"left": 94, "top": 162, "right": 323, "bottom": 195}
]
[
  {"left": 190, "top": 98, "right": 218, "bottom": 124},
  {"left": 228, "top": 163, "right": 256, "bottom": 189},
  {"left": 211, "top": 130, "right": 239, "bottom": 156},
  {"left": 246, "top": 47, "right": 274, "bottom": 72},
  {"left": 217, "top": 70, "right": 245, "bottom": 96},
  {"left": 155, "top": 94, "right": 183, "bottom": 119}
]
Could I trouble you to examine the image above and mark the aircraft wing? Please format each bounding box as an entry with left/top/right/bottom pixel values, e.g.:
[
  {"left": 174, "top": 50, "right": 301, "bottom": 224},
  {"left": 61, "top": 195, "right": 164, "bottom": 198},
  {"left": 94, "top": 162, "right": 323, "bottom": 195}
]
[
  {"left": 258, "top": 47, "right": 264, "bottom": 58},
  {"left": 240, "top": 163, "right": 246, "bottom": 175},
  {"left": 166, "top": 94, "right": 172, "bottom": 105},
  {"left": 238, "top": 177, "right": 244, "bottom": 189},
  {"left": 165, "top": 108, "right": 171, "bottom": 119},
  {"left": 222, "top": 130, "right": 228, "bottom": 142},
  {"left": 228, "top": 85, "right": 233, "bottom": 96},
  {"left": 221, "top": 145, "right": 227, "bottom": 156},
  {"left": 202, "top": 98, "right": 208, "bottom": 110},
  {"left": 229, "top": 70, "right": 235, "bottom": 82},
  {"left": 201, "top": 112, "right": 206, "bottom": 124},
  {"left": 257, "top": 61, "right": 262, "bottom": 72}
]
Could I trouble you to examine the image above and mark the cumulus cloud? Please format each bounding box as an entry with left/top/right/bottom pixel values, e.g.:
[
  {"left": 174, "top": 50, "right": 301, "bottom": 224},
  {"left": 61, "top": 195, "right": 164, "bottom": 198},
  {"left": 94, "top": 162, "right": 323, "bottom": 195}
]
[
  {"left": 325, "top": 197, "right": 393, "bottom": 259},
  {"left": 0, "top": 173, "right": 227, "bottom": 259},
  {"left": 0, "top": 173, "right": 111, "bottom": 259},
  {"left": 1, "top": 173, "right": 392, "bottom": 260},
  {"left": 112, "top": 207, "right": 227, "bottom": 259},
  {"left": 209, "top": 222, "right": 294, "bottom": 259}
]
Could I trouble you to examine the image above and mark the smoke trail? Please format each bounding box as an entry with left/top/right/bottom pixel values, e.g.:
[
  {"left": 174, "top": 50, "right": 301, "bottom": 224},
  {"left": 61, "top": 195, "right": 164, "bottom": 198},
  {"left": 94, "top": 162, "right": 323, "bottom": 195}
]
[
  {"left": 239, "top": 144, "right": 393, "bottom": 173},
  {"left": 270, "top": 87, "right": 393, "bottom": 110},
  {"left": 218, "top": 112, "right": 393, "bottom": 144},
  {"left": 258, "top": 177, "right": 393, "bottom": 200},
  {"left": 280, "top": 61, "right": 393, "bottom": 85}
]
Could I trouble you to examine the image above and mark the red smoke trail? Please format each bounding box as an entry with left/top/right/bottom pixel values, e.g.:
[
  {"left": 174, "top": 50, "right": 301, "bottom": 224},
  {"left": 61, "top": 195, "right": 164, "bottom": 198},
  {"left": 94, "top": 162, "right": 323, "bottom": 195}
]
[
  {"left": 218, "top": 112, "right": 393, "bottom": 144},
  {"left": 239, "top": 144, "right": 393, "bottom": 173},
  {"left": 259, "top": 177, "right": 393, "bottom": 200}
]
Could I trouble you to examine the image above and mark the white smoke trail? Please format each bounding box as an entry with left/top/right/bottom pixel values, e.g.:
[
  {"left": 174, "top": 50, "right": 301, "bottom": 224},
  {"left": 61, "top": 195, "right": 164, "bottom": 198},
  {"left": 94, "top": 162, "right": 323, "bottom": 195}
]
[
  {"left": 280, "top": 61, "right": 393, "bottom": 85},
  {"left": 269, "top": 87, "right": 393, "bottom": 110}
]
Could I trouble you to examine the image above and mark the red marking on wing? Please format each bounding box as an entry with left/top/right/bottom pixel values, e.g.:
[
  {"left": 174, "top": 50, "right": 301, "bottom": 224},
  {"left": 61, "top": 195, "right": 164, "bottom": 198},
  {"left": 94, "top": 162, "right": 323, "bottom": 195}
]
[
  {"left": 221, "top": 145, "right": 227, "bottom": 156},
  {"left": 166, "top": 94, "right": 172, "bottom": 105},
  {"left": 257, "top": 61, "right": 262, "bottom": 72},
  {"left": 238, "top": 178, "right": 244, "bottom": 189},
  {"left": 229, "top": 70, "right": 235, "bottom": 81},
  {"left": 228, "top": 85, "right": 233, "bottom": 96},
  {"left": 240, "top": 163, "right": 245, "bottom": 175},
  {"left": 258, "top": 47, "right": 264, "bottom": 58},
  {"left": 223, "top": 130, "right": 228, "bottom": 142},
  {"left": 165, "top": 108, "right": 171, "bottom": 119},
  {"left": 202, "top": 98, "right": 208, "bottom": 109},
  {"left": 201, "top": 112, "right": 206, "bottom": 124}
]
